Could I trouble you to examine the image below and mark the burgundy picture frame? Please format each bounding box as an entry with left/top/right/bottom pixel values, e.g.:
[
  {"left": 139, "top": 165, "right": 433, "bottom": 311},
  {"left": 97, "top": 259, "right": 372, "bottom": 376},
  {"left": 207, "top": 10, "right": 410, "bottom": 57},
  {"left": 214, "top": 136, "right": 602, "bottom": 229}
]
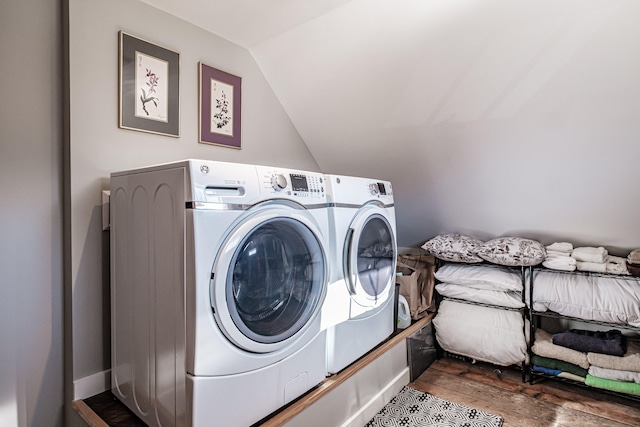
[{"left": 199, "top": 62, "right": 242, "bottom": 149}]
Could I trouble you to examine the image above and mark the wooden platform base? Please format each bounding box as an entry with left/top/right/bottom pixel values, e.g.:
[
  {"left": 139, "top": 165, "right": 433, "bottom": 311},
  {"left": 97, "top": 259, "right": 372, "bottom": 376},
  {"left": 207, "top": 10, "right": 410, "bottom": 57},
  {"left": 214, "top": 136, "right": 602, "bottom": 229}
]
[{"left": 73, "top": 314, "right": 434, "bottom": 426}]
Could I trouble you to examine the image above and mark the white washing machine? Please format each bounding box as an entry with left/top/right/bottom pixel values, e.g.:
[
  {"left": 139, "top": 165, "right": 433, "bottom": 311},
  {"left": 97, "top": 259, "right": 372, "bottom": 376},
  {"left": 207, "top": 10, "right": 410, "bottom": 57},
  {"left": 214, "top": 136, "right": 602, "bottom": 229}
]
[
  {"left": 110, "top": 159, "right": 330, "bottom": 427},
  {"left": 322, "top": 174, "right": 397, "bottom": 374}
]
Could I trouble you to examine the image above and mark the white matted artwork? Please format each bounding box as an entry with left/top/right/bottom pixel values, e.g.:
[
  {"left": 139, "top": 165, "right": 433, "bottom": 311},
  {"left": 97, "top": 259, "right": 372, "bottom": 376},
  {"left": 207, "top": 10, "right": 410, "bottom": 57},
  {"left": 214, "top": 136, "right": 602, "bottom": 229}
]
[{"left": 134, "top": 52, "right": 169, "bottom": 122}]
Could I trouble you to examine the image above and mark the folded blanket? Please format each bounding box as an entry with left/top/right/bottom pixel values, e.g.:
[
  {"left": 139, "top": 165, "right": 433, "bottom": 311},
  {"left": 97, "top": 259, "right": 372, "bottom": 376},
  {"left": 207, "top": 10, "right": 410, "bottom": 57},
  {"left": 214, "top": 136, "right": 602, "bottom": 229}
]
[
  {"left": 587, "top": 339, "right": 640, "bottom": 372},
  {"left": 606, "top": 256, "right": 630, "bottom": 275},
  {"left": 572, "top": 246, "right": 608, "bottom": 263},
  {"left": 575, "top": 261, "right": 607, "bottom": 273},
  {"left": 532, "top": 365, "right": 561, "bottom": 376},
  {"left": 552, "top": 329, "right": 627, "bottom": 356},
  {"left": 531, "top": 354, "right": 588, "bottom": 377},
  {"left": 628, "top": 249, "right": 640, "bottom": 264},
  {"left": 543, "top": 255, "right": 577, "bottom": 272},
  {"left": 546, "top": 242, "right": 573, "bottom": 254},
  {"left": 532, "top": 329, "right": 589, "bottom": 369},
  {"left": 558, "top": 372, "right": 586, "bottom": 383},
  {"left": 585, "top": 374, "right": 640, "bottom": 396},
  {"left": 589, "top": 365, "right": 640, "bottom": 384}
]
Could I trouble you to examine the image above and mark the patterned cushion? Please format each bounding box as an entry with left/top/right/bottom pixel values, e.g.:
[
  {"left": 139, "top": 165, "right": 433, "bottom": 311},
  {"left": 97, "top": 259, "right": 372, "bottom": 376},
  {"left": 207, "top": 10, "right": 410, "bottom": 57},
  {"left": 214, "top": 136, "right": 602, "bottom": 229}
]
[
  {"left": 477, "top": 237, "right": 546, "bottom": 266},
  {"left": 421, "top": 233, "right": 484, "bottom": 263}
]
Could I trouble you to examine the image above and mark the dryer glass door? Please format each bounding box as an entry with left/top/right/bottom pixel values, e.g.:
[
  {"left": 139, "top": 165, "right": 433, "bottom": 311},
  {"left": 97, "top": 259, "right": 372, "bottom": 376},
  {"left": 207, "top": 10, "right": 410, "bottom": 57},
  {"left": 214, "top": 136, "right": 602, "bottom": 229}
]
[
  {"left": 225, "top": 217, "right": 326, "bottom": 347},
  {"left": 346, "top": 211, "right": 396, "bottom": 307}
]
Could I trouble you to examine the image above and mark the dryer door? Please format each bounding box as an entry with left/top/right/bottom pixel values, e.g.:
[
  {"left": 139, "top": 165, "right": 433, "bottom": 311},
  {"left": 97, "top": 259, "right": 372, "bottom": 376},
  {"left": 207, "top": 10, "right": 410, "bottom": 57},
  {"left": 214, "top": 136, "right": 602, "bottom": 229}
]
[
  {"left": 211, "top": 206, "right": 327, "bottom": 353},
  {"left": 345, "top": 206, "right": 396, "bottom": 308}
]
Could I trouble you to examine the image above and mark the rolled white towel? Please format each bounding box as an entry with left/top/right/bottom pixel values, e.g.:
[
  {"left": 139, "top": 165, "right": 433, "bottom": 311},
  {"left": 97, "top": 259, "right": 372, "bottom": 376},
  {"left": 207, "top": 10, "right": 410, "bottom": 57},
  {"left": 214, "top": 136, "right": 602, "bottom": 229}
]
[
  {"left": 572, "top": 246, "right": 608, "bottom": 264},
  {"left": 606, "top": 255, "right": 630, "bottom": 275},
  {"left": 576, "top": 261, "right": 607, "bottom": 273},
  {"left": 546, "top": 242, "right": 573, "bottom": 254}
]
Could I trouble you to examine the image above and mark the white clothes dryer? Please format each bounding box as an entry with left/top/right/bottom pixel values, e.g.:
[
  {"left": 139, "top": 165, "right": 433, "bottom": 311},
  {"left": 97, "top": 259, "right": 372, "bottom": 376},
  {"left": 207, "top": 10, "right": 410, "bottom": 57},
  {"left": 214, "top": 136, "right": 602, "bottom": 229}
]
[
  {"left": 322, "top": 174, "right": 397, "bottom": 374},
  {"left": 110, "top": 159, "right": 330, "bottom": 427}
]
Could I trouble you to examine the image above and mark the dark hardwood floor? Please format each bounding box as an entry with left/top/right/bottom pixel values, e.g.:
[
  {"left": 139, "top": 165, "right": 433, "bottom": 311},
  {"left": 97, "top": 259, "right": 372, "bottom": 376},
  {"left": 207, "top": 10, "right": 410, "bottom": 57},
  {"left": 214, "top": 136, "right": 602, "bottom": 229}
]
[{"left": 410, "top": 357, "right": 640, "bottom": 427}]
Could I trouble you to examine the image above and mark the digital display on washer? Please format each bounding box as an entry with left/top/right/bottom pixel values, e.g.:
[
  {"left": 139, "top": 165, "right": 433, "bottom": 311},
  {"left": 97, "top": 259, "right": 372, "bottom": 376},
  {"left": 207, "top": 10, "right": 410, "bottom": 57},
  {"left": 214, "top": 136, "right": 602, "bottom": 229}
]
[
  {"left": 290, "top": 174, "right": 309, "bottom": 192},
  {"left": 376, "top": 182, "right": 387, "bottom": 195}
]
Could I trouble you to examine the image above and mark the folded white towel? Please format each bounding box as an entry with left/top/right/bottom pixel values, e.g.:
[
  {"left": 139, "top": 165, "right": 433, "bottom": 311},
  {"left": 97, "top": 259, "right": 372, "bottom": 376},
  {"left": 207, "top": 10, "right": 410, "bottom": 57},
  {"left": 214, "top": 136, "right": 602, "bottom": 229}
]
[
  {"left": 542, "top": 259, "right": 577, "bottom": 272},
  {"left": 546, "top": 242, "right": 573, "bottom": 254},
  {"left": 544, "top": 254, "right": 576, "bottom": 264},
  {"left": 547, "top": 250, "right": 573, "bottom": 258},
  {"left": 543, "top": 254, "right": 576, "bottom": 271},
  {"left": 576, "top": 261, "right": 607, "bottom": 273},
  {"left": 606, "top": 256, "right": 630, "bottom": 275},
  {"left": 572, "top": 246, "right": 608, "bottom": 264}
]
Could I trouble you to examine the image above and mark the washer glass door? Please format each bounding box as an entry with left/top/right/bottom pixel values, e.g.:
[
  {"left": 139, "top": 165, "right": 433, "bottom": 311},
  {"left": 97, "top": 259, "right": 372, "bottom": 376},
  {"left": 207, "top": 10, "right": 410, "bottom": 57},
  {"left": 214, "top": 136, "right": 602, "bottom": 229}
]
[
  {"left": 345, "top": 210, "right": 396, "bottom": 307},
  {"left": 214, "top": 213, "right": 326, "bottom": 352}
]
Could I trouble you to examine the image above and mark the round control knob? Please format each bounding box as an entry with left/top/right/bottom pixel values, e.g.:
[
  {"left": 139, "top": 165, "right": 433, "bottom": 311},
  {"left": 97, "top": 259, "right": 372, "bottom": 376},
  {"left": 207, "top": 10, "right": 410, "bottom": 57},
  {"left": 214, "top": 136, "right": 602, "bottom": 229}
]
[
  {"left": 369, "top": 183, "right": 379, "bottom": 195},
  {"left": 271, "top": 174, "right": 288, "bottom": 191}
]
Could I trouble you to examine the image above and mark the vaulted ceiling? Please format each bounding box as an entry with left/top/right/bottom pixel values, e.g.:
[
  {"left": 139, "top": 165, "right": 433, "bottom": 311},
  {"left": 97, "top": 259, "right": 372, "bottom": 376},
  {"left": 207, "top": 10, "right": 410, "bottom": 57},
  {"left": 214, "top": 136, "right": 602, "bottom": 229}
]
[
  {"left": 139, "top": 0, "right": 640, "bottom": 250},
  {"left": 138, "top": 0, "right": 353, "bottom": 48}
]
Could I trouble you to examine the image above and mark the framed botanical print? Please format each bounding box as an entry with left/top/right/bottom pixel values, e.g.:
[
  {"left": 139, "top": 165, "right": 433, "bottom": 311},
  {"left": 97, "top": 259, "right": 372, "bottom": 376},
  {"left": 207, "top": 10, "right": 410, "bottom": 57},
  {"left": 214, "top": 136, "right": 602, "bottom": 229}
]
[
  {"left": 199, "top": 62, "right": 242, "bottom": 148},
  {"left": 119, "top": 31, "right": 180, "bottom": 137}
]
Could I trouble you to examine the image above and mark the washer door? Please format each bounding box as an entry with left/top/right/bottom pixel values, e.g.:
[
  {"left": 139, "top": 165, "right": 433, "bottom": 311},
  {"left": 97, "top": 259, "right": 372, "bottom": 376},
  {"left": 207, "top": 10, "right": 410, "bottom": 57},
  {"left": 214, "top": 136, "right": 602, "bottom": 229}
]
[
  {"left": 211, "top": 206, "right": 327, "bottom": 353},
  {"left": 345, "top": 207, "right": 396, "bottom": 308}
]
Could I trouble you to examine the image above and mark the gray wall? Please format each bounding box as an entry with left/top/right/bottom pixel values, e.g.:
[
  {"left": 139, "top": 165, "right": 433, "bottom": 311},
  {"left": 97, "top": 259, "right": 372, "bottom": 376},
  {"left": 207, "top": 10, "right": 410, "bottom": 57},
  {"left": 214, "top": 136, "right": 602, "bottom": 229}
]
[
  {"left": 0, "top": 0, "right": 64, "bottom": 426},
  {"left": 68, "top": 0, "right": 319, "bottom": 406}
]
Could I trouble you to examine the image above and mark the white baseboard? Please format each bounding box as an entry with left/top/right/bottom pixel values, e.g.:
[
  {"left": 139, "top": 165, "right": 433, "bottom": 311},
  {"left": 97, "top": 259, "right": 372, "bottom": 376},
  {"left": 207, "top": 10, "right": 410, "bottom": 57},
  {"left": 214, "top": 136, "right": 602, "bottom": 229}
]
[
  {"left": 73, "top": 369, "right": 111, "bottom": 400},
  {"left": 282, "top": 340, "right": 409, "bottom": 427},
  {"left": 341, "top": 367, "right": 410, "bottom": 427}
]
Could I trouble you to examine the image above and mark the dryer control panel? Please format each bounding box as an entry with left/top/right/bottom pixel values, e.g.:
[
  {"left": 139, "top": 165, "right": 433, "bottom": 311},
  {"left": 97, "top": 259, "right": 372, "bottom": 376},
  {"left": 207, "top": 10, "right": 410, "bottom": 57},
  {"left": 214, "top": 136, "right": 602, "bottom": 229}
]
[{"left": 367, "top": 181, "right": 393, "bottom": 198}]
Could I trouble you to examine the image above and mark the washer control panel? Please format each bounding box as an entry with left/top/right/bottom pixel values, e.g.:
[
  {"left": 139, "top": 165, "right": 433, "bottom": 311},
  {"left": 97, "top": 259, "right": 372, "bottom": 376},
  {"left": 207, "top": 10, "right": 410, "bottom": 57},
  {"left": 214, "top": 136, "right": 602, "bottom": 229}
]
[{"left": 258, "top": 166, "right": 325, "bottom": 199}]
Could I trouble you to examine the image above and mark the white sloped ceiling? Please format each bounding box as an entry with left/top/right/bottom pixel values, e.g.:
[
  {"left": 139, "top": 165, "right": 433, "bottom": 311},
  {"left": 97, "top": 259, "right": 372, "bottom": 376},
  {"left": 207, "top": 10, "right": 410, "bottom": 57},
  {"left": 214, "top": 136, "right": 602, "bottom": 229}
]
[{"left": 142, "top": 0, "right": 640, "bottom": 250}]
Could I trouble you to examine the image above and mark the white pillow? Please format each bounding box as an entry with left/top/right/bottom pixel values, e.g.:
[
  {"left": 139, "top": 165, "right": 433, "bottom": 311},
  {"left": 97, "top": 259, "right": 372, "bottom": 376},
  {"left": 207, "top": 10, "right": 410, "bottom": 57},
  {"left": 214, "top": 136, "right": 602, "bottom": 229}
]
[
  {"left": 433, "top": 300, "right": 528, "bottom": 366},
  {"left": 421, "top": 233, "right": 483, "bottom": 263},
  {"left": 477, "top": 237, "right": 546, "bottom": 266},
  {"left": 435, "top": 283, "right": 525, "bottom": 309},
  {"left": 434, "top": 263, "right": 523, "bottom": 292},
  {"left": 532, "top": 270, "right": 640, "bottom": 327}
]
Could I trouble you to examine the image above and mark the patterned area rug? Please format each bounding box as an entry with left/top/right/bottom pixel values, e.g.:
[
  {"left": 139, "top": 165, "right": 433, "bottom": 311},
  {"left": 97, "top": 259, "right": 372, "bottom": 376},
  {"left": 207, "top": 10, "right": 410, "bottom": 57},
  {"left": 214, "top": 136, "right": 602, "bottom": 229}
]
[{"left": 365, "top": 386, "right": 503, "bottom": 427}]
